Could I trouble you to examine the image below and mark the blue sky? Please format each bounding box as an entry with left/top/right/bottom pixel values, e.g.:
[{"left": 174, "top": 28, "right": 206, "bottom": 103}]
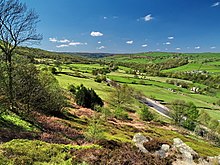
[{"left": 21, "top": 0, "right": 220, "bottom": 53}]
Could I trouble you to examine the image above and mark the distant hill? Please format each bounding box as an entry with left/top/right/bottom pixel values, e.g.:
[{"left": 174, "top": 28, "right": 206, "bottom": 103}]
[{"left": 58, "top": 52, "right": 114, "bottom": 58}]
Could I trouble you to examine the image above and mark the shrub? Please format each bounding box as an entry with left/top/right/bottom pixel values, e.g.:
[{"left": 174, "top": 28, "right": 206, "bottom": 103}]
[
  {"left": 138, "top": 106, "right": 154, "bottom": 121},
  {"left": 114, "top": 107, "right": 129, "bottom": 120},
  {"left": 13, "top": 64, "right": 66, "bottom": 115},
  {"left": 50, "top": 67, "right": 57, "bottom": 74},
  {"left": 68, "top": 84, "right": 76, "bottom": 94},
  {"left": 94, "top": 76, "right": 102, "bottom": 83},
  {"left": 75, "top": 84, "right": 104, "bottom": 109},
  {"left": 84, "top": 116, "right": 105, "bottom": 142}
]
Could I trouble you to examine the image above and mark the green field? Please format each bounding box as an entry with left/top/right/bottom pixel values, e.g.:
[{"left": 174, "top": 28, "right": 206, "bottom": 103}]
[
  {"left": 55, "top": 74, "right": 113, "bottom": 101},
  {"left": 163, "top": 63, "right": 220, "bottom": 73}
]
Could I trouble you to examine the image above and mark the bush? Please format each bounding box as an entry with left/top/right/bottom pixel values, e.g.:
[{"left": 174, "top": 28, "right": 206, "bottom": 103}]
[
  {"left": 114, "top": 107, "right": 129, "bottom": 120},
  {"left": 75, "top": 84, "right": 104, "bottom": 109},
  {"left": 94, "top": 75, "right": 106, "bottom": 83},
  {"left": 84, "top": 116, "right": 105, "bottom": 142},
  {"left": 138, "top": 106, "right": 154, "bottom": 121},
  {"left": 68, "top": 84, "right": 76, "bottom": 94},
  {"left": 13, "top": 63, "right": 66, "bottom": 115},
  {"left": 50, "top": 67, "right": 57, "bottom": 74},
  {"left": 94, "top": 76, "right": 102, "bottom": 83}
]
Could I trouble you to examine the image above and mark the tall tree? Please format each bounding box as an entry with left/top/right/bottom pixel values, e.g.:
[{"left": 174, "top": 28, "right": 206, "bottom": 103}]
[
  {"left": 110, "top": 84, "right": 133, "bottom": 107},
  {"left": 170, "top": 100, "right": 199, "bottom": 130},
  {"left": 0, "top": 0, "right": 42, "bottom": 110}
]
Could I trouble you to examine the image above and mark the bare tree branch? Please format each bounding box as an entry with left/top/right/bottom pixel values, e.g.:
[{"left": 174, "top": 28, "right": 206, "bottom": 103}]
[{"left": 0, "top": 0, "right": 42, "bottom": 111}]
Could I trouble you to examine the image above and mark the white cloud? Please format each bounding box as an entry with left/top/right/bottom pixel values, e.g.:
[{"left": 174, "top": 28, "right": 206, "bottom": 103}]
[
  {"left": 195, "top": 46, "right": 200, "bottom": 49},
  {"left": 168, "top": 36, "right": 174, "bottom": 40},
  {"left": 211, "top": 2, "right": 220, "bottom": 7},
  {"left": 56, "top": 44, "right": 69, "bottom": 48},
  {"left": 98, "top": 41, "right": 102, "bottom": 44},
  {"left": 126, "top": 40, "right": 133, "bottom": 44},
  {"left": 69, "top": 42, "right": 82, "bottom": 46},
  {"left": 165, "top": 48, "right": 168, "bottom": 51},
  {"left": 211, "top": 46, "right": 216, "bottom": 49},
  {"left": 156, "top": 49, "right": 160, "bottom": 51},
  {"left": 176, "top": 48, "right": 181, "bottom": 50},
  {"left": 113, "top": 16, "right": 119, "bottom": 19},
  {"left": 69, "top": 42, "right": 87, "bottom": 46},
  {"left": 97, "top": 46, "right": 105, "bottom": 50},
  {"left": 90, "top": 31, "right": 104, "bottom": 37},
  {"left": 49, "top": 38, "right": 71, "bottom": 43},
  {"left": 163, "top": 42, "right": 171, "bottom": 45},
  {"left": 59, "top": 39, "right": 70, "bottom": 43},
  {"left": 103, "top": 16, "right": 108, "bottom": 19},
  {"left": 49, "top": 38, "right": 57, "bottom": 42},
  {"left": 142, "top": 44, "right": 148, "bottom": 47},
  {"left": 143, "top": 14, "right": 154, "bottom": 22}
]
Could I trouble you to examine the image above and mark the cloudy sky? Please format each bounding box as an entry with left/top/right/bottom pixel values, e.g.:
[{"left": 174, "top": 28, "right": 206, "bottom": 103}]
[{"left": 21, "top": 0, "right": 220, "bottom": 53}]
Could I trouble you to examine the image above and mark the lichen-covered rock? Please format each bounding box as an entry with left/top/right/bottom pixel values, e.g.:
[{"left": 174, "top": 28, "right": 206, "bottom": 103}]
[
  {"left": 156, "top": 144, "right": 170, "bottom": 158},
  {"left": 173, "top": 138, "right": 200, "bottom": 165},
  {"left": 132, "top": 133, "right": 149, "bottom": 153}
]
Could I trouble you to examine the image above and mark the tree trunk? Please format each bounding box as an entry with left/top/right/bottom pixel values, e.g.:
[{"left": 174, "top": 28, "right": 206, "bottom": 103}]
[{"left": 7, "top": 53, "right": 14, "bottom": 111}]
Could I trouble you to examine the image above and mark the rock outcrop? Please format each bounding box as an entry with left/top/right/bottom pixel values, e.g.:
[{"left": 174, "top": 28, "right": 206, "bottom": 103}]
[
  {"left": 132, "top": 134, "right": 220, "bottom": 165},
  {"left": 132, "top": 133, "right": 150, "bottom": 153},
  {"left": 156, "top": 144, "right": 170, "bottom": 158},
  {"left": 173, "top": 138, "right": 198, "bottom": 164}
]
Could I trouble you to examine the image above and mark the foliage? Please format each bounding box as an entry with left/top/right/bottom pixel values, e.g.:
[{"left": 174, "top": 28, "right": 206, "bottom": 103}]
[
  {"left": 12, "top": 61, "right": 66, "bottom": 114},
  {"left": 170, "top": 100, "right": 199, "bottom": 130},
  {"left": 138, "top": 106, "right": 154, "bottom": 121},
  {"left": 0, "top": 139, "right": 72, "bottom": 164},
  {"left": 68, "top": 84, "right": 76, "bottom": 94},
  {"left": 75, "top": 84, "right": 104, "bottom": 109},
  {"left": 50, "top": 66, "right": 57, "bottom": 74},
  {"left": 84, "top": 116, "right": 105, "bottom": 142},
  {"left": 0, "top": 0, "right": 42, "bottom": 112},
  {"left": 114, "top": 107, "right": 129, "bottom": 120},
  {"left": 94, "top": 75, "right": 106, "bottom": 83},
  {"left": 208, "top": 119, "right": 219, "bottom": 131},
  {"left": 216, "top": 100, "right": 220, "bottom": 106},
  {"left": 100, "top": 107, "right": 112, "bottom": 120},
  {"left": 0, "top": 57, "right": 66, "bottom": 115},
  {"left": 110, "top": 84, "right": 134, "bottom": 107},
  {"left": 198, "top": 110, "right": 211, "bottom": 126}
]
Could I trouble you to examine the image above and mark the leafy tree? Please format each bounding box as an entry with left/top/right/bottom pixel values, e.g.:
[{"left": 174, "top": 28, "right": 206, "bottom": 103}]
[
  {"left": 75, "top": 84, "right": 103, "bottom": 109},
  {"left": 170, "top": 100, "right": 199, "bottom": 130},
  {"left": 0, "top": 0, "right": 42, "bottom": 111},
  {"left": 110, "top": 84, "right": 133, "bottom": 107},
  {"left": 13, "top": 62, "right": 66, "bottom": 115},
  {"left": 75, "top": 85, "right": 91, "bottom": 108}
]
